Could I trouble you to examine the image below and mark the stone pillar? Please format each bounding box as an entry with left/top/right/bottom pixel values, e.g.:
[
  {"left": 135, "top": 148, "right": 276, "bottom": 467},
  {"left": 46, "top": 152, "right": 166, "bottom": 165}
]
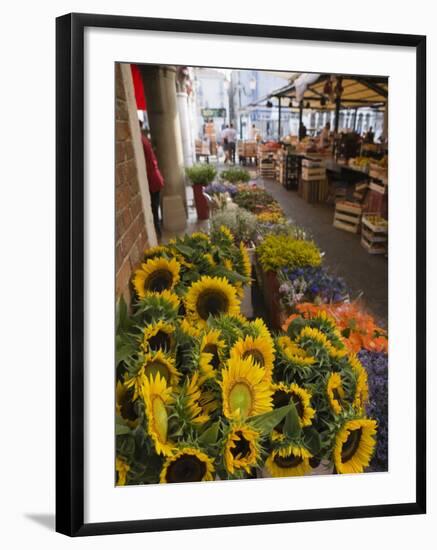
[
  {"left": 176, "top": 91, "right": 194, "bottom": 166},
  {"left": 140, "top": 65, "right": 187, "bottom": 232},
  {"left": 382, "top": 99, "right": 388, "bottom": 143}
]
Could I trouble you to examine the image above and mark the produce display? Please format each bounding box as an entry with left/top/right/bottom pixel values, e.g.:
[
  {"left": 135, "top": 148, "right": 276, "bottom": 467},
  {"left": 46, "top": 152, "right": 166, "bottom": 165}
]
[{"left": 115, "top": 177, "right": 386, "bottom": 486}]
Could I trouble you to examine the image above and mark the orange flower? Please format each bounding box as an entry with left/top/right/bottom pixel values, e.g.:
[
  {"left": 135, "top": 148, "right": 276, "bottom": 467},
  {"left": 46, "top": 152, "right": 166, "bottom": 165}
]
[
  {"left": 282, "top": 314, "right": 300, "bottom": 332},
  {"left": 294, "top": 302, "right": 388, "bottom": 354}
]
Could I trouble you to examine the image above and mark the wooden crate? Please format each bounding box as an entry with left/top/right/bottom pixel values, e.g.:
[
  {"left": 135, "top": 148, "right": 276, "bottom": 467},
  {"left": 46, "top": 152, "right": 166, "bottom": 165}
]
[
  {"left": 333, "top": 201, "right": 362, "bottom": 233},
  {"left": 302, "top": 166, "right": 326, "bottom": 181},
  {"left": 360, "top": 214, "right": 388, "bottom": 254}
]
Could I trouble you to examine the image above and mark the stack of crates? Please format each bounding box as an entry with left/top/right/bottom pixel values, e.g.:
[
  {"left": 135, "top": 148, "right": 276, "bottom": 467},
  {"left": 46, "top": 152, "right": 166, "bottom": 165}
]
[{"left": 300, "top": 159, "right": 327, "bottom": 203}]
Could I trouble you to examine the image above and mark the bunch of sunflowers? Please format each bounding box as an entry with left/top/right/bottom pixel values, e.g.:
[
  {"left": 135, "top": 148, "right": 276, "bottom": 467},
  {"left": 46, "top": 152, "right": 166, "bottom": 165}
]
[{"left": 115, "top": 227, "right": 377, "bottom": 486}]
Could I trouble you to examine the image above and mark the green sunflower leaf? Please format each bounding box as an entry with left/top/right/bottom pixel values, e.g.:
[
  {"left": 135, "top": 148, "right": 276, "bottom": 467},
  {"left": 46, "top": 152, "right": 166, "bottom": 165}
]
[
  {"left": 115, "top": 335, "right": 137, "bottom": 366},
  {"left": 303, "top": 427, "right": 322, "bottom": 455},
  {"left": 115, "top": 423, "right": 132, "bottom": 436},
  {"left": 198, "top": 421, "right": 220, "bottom": 446},
  {"left": 116, "top": 295, "right": 128, "bottom": 332},
  {"left": 283, "top": 400, "right": 301, "bottom": 438},
  {"left": 173, "top": 244, "right": 195, "bottom": 257},
  {"left": 248, "top": 405, "right": 291, "bottom": 434}
]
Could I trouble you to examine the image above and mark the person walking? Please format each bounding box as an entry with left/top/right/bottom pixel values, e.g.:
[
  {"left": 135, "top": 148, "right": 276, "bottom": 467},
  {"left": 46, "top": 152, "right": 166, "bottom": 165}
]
[
  {"left": 140, "top": 123, "right": 164, "bottom": 238},
  {"left": 221, "top": 124, "right": 230, "bottom": 164},
  {"left": 226, "top": 123, "right": 237, "bottom": 164}
]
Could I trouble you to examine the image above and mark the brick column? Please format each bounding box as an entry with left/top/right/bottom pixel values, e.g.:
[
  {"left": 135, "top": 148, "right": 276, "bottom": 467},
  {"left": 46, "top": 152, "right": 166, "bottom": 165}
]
[{"left": 115, "top": 63, "right": 157, "bottom": 304}]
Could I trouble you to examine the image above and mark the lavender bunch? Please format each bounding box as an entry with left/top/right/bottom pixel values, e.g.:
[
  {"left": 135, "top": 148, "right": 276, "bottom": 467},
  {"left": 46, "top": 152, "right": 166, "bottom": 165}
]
[
  {"left": 204, "top": 182, "right": 237, "bottom": 197},
  {"left": 358, "top": 350, "right": 388, "bottom": 472},
  {"left": 278, "top": 266, "right": 349, "bottom": 309}
]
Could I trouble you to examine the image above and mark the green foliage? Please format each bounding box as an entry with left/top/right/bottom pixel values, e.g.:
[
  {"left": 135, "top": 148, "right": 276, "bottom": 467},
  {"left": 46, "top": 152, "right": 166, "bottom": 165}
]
[
  {"left": 257, "top": 235, "right": 322, "bottom": 272},
  {"left": 220, "top": 167, "right": 251, "bottom": 184},
  {"left": 283, "top": 400, "right": 301, "bottom": 439},
  {"left": 248, "top": 405, "right": 292, "bottom": 435},
  {"left": 185, "top": 163, "right": 217, "bottom": 186},
  {"left": 210, "top": 207, "right": 258, "bottom": 244},
  {"left": 233, "top": 186, "right": 278, "bottom": 213}
]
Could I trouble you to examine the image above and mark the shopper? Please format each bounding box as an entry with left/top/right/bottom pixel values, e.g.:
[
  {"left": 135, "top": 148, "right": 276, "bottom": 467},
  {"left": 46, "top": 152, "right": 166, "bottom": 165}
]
[
  {"left": 249, "top": 123, "right": 259, "bottom": 140},
  {"left": 299, "top": 122, "right": 307, "bottom": 140},
  {"left": 319, "top": 121, "right": 331, "bottom": 148},
  {"left": 224, "top": 123, "right": 237, "bottom": 163},
  {"left": 221, "top": 124, "right": 230, "bottom": 163},
  {"left": 364, "top": 126, "right": 375, "bottom": 144},
  {"left": 139, "top": 122, "right": 164, "bottom": 238}
]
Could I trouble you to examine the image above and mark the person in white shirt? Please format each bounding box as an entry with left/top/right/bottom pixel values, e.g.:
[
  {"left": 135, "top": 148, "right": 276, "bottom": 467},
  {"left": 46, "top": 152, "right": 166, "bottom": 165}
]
[{"left": 248, "top": 123, "right": 259, "bottom": 141}]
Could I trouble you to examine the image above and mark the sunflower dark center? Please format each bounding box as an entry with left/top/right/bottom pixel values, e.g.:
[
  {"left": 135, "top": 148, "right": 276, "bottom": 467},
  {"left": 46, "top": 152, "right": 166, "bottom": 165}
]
[
  {"left": 341, "top": 428, "right": 363, "bottom": 462},
  {"left": 242, "top": 349, "right": 265, "bottom": 366},
  {"left": 148, "top": 330, "right": 171, "bottom": 352},
  {"left": 144, "top": 360, "right": 170, "bottom": 383},
  {"left": 145, "top": 269, "right": 173, "bottom": 292},
  {"left": 165, "top": 454, "right": 207, "bottom": 483},
  {"left": 231, "top": 431, "right": 251, "bottom": 459},
  {"left": 196, "top": 290, "right": 229, "bottom": 320},
  {"left": 274, "top": 452, "right": 303, "bottom": 469},
  {"left": 204, "top": 344, "right": 220, "bottom": 369},
  {"left": 120, "top": 386, "right": 138, "bottom": 421}
]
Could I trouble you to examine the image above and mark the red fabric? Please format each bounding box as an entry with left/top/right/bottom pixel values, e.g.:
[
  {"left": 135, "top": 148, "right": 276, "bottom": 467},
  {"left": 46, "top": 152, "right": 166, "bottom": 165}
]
[
  {"left": 131, "top": 64, "right": 147, "bottom": 110},
  {"left": 141, "top": 135, "right": 164, "bottom": 192}
]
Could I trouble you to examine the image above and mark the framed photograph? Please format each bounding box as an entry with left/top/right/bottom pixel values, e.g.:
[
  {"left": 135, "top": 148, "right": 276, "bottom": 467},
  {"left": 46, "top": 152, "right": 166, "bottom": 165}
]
[{"left": 56, "top": 13, "right": 426, "bottom": 536}]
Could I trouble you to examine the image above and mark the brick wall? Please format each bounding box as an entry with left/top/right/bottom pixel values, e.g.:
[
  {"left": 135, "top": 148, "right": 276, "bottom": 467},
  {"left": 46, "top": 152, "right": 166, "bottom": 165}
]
[{"left": 115, "top": 64, "right": 150, "bottom": 303}]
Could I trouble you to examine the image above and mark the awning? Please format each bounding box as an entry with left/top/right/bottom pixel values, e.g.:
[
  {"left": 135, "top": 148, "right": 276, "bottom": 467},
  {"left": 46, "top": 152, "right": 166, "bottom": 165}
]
[{"left": 249, "top": 73, "right": 388, "bottom": 111}]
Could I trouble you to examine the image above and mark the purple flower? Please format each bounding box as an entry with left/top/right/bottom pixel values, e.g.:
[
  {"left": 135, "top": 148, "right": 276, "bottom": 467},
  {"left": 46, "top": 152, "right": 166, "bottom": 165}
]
[{"left": 358, "top": 350, "right": 388, "bottom": 472}]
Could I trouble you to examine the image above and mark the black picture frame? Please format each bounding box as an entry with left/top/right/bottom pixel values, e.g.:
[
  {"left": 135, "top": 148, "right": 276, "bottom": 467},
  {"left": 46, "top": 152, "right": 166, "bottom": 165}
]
[{"left": 56, "top": 12, "right": 426, "bottom": 537}]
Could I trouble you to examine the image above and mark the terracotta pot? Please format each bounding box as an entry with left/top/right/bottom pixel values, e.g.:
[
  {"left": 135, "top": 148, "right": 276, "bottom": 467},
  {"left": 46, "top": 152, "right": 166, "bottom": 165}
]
[{"left": 192, "top": 183, "right": 210, "bottom": 220}]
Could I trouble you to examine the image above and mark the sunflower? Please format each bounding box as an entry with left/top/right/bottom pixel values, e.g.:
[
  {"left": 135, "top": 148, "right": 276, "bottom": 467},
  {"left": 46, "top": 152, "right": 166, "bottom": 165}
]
[
  {"left": 190, "top": 231, "right": 211, "bottom": 242},
  {"left": 198, "top": 388, "right": 220, "bottom": 416},
  {"left": 179, "top": 318, "right": 202, "bottom": 339},
  {"left": 333, "top": 418, "right": 377, "bottom": 474},
  {"left": 296, "top": 326, "right": 346, "bottom": 360},
  {"left": 182, "top": 373, "right": 210, "bottom": 425},
  {"left": 221, "top": 355, "right": 273, "bottom": 420},
  {"left": 276, "top": 335, "right": 295, "bottom": 353},
  {"left": 133, "top": 257, "right": 181, "bottom": 298},
  {"left": 282, "top": 344, "right": 316, "bottom": 368},
  {"left": 224, "top": 423, "right": 261, "bottom": 474},
  {"left": 230, "top": 335, "right": 275, "bottom": 381},
  {"left": 185, "top": 276, "right": 241, "bottom": 326},
  {"left": 199, "top": 328, "right": 226, "bottom": 378},
  {"left": 218, "top": 225, "right": 234, "bottom": 242},
  {"left": 250, "top": 318, "right": 273, "bottom": 342},
  {"left": 272, "top": 382, "right": 315, "bottom": 429},
  {"left": 223, "top": 258, "right": 234, "bottom": 272},
  {"left": 204, "top": 253, "right": 216, "bottom": 267},
  {"left": 116, "top": 380, "right": 140, "bottom": 428},
  {"left": 144, "top": 245, "right": 168, "bottom": 259},
  {"left": 353, "top": 369, "right": 369, "bottom": 412},
  {"left": 142, "top": 373, "right": 175, "bottom": 456},
  {"left": 142, "top": 349, "right": 180, "bottom": 387},
  {"left": 239, "top": 242, "right": 252, "bottom": 279},
  {"left": 142, "top": 320, "right": 175, "bottom": 353},
  {"left": 326, "top": 372, "right": 345, "bottom": 414},
  {"left": 115, "top": 456, "right": 130, "bottom": 486},
  {"left": 266, "top": 444, "right": 312, "bottom": 477},
  {"left": 160, "top": 447, "right": 215, "bottom": 483},
  {"left": 143, "top": 289, "right": 180, "bottom": 311}
]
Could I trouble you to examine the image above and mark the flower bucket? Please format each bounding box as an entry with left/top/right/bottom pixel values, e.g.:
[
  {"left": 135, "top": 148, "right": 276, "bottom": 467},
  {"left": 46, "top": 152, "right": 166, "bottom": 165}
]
[
  {"left": 256, "top": 266, "right": 283, "bottom": 330},
  {"left": 192, "top": 183, "right": 210, "bottom": 220}
]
